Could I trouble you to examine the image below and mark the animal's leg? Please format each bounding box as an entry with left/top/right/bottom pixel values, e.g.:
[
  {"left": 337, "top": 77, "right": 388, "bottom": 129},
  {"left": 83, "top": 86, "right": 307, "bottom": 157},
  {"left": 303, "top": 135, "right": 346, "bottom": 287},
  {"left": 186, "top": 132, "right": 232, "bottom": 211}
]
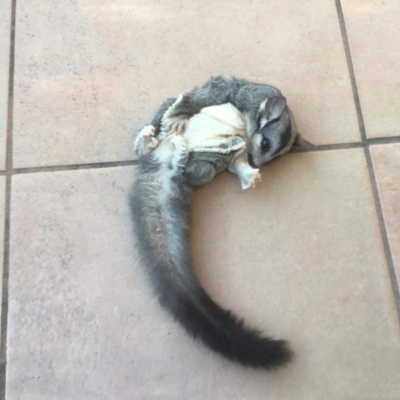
[
  {"left": 170, "top": 135, "right": 189, "bottom": 171},
  {"left": 229, "top": 153, "right": 261, "bottom": 190},
  {"left": 185, "top": 152, "right": 233, "bottom": 187}
]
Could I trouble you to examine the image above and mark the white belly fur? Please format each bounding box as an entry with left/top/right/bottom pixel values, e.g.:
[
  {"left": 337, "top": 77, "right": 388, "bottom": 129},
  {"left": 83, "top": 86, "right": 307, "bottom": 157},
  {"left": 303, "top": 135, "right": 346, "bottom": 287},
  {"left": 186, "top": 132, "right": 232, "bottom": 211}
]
[{"left": 183, "top": 103, "right": 246, "bottom": 152}]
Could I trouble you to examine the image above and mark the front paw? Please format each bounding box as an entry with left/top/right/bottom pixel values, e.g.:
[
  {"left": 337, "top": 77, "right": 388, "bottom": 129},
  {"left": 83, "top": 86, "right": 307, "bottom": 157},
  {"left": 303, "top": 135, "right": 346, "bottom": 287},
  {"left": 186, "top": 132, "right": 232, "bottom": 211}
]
[
  {"left": 134, "top": 125, "right": 159, "bottom": 156},
  {"left": 240, "top": 168, "right": 262, "bottom": 190},
  {"left": 161, "top": 94, "right": 188, "bottom": 137},
  {"left": 163, "top": 115, "right": 188, "bottom": 136}
]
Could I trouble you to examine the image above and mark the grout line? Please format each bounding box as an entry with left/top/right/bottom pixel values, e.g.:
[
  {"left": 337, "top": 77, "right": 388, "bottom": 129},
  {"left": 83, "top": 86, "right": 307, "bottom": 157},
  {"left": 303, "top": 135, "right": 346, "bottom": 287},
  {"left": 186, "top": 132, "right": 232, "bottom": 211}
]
[
  {"left": 13, "top": 159, "right": 138, "bottom": 175},
  {"left": 0, "top": 0, "right": 17, "bottom": 397},
  {"left": 366, "top": 136, "right": 400, "bottom": 145},
  {"left": 3, "top": 137, "right": 400, "bottom": 176},
  {"left": 335, "top": 0, "right": 400, "bottom": 326},
  {"left": 365, "top": 148, "right": 400, "bottom": 321},
  {"left": 2, "top": 136, "right": 397, "bottom": 178},
  {"left": 334, "top": 0, "right": 367, "bottom": 143}
]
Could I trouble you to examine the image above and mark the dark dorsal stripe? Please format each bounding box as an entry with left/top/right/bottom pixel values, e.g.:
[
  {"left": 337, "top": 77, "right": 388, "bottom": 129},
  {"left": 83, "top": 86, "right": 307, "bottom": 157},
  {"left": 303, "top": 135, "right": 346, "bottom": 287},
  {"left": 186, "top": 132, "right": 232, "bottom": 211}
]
[{"left": 273, "top": 120, "right": 292, "bottom": 156}]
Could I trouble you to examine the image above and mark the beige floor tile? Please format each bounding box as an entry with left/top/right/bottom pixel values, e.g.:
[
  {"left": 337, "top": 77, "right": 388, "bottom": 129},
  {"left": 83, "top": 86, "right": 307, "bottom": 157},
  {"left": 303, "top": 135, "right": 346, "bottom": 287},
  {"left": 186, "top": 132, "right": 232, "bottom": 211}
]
[
  {"left": 341, "top": 0, "right": 400, "bottom": 138},
  {"left": 13, "top": 0, "right": 359, "bottom": 169},
  {"left": 8, "top": 167, "right": 138, "bottom": 400},
  {"left": 0, "top": 0, "right": 11, "bottom": 170},
  {"left": 7, "top": 151, "right": 400, "bottom": 399},
  {"left": 191, "top": 149, "right": 400, "bottom": 399},
  {"left": 371, "top": 144, "right": 400, "bottom": 288}
]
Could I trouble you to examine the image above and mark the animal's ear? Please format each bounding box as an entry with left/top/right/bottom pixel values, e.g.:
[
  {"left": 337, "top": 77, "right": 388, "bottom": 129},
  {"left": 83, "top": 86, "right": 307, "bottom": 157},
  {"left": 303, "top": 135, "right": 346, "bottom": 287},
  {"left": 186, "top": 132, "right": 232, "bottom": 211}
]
[
  {"left": 258, "top": 96, "right": 287, "bottom": 128},
  {"left": 289, "top": 133, "right": 315, "bottom": 152}
]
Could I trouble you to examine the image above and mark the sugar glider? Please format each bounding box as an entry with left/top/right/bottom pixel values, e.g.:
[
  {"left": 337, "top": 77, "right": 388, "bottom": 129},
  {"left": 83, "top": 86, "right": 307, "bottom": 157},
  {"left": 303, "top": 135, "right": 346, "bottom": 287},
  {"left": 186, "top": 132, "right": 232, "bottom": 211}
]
[{"left": 130, "top": 76, "right": 313, "bottom": 369}]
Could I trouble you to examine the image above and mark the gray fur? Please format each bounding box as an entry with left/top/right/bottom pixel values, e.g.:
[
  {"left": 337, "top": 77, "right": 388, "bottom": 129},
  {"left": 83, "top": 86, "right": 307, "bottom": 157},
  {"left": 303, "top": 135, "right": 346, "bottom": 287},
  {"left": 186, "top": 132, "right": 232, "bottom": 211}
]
[{"left": 185, "top": 151, "right": 232, "bottom": 187}]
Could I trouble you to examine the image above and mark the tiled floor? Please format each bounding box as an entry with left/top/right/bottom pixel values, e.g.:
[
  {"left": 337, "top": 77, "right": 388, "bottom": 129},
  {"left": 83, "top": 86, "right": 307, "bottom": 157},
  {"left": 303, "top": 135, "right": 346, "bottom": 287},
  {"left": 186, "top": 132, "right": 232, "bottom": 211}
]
[{"left": 1, "top": 0, "right": 400, "bottom": 399}]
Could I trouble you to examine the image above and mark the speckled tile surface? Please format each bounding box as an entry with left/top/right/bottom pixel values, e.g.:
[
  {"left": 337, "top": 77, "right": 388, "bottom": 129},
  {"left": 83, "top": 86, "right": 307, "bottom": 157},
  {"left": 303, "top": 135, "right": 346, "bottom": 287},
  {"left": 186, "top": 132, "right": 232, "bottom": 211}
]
[
  {"left": 12, "top": 0, "right": 358, "bottom": 168},
  {"left": 191, "top": 150, "right": 400, "bottom": 399},
  {"left": 0, "top": 0, "right": 11, "bottom": 170},
  {"left": 7, "top": 152, "right": 400, "bottom": 399},
  {"left": 342, "top": 0, "right": 400, "bottom": 138},
  {"left": 8, "top": 168, "right": 137, "bottom": 400},
  {"left": 2, "top": 0, "right": 400, "bottom": 399},
  {"left": 371, "top": 144, "right": 400, "bottom": 286}
]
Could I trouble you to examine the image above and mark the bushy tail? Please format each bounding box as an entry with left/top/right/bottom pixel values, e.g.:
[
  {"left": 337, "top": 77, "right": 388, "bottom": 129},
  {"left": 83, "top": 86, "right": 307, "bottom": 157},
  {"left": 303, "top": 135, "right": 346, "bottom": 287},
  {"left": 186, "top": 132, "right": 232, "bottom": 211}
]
[
  {"left": 160, "top": 278, "right": 293, "bottom": 369},
  {"left": 130, "top": 163, "right": 293, "bottom": 369}
]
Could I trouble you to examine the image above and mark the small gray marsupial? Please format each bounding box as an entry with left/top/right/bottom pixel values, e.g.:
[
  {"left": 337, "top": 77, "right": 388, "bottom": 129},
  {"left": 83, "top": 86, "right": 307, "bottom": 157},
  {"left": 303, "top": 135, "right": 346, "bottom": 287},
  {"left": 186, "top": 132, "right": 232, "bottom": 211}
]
[{"left": 130, "top": 76, "right": 313, "bottom": 369}]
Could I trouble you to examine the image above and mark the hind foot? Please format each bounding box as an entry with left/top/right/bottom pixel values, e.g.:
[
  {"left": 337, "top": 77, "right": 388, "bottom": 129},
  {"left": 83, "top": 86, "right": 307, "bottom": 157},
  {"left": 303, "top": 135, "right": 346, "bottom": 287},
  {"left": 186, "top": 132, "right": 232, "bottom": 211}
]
[{"left": 171, "top": 135, "right": 189, "bottom": 170}]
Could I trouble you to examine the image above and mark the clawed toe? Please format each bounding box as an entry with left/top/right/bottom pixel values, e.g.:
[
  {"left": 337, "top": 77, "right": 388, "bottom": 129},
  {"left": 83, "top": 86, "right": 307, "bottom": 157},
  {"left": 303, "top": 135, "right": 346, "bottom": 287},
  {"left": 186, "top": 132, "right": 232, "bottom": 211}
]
[{"left": 134, "top": 125, "right": 158, "bottom": 155}]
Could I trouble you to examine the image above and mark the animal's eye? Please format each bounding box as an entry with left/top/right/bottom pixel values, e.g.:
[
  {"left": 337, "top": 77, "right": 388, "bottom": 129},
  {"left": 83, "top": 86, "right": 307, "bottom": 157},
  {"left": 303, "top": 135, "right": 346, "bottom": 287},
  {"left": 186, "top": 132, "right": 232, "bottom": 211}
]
[{"left": 261, "top": 137, "right": 270, "bottom": 152}]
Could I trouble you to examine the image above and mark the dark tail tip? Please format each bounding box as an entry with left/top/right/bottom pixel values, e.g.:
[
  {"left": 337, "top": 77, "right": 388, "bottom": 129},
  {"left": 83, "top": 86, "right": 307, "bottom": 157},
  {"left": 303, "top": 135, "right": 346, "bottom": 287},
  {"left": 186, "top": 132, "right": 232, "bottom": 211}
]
[
  {"left": 214, "top": 328, "right": 294, "bottom": 370},
  {"left": 251, "top": 339, "right": 293, "bottom": 370},
  {"left": 165, "top": 288, "right": 294, "bottom": 370}
]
